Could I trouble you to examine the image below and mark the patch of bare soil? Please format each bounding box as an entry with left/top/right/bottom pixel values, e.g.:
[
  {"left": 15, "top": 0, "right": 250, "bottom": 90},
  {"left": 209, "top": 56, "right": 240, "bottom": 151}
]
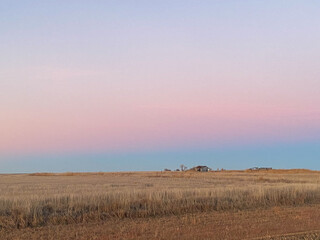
[
  {"left": 256, "top": 231, "right": 320, "bottom": 240},
  {"left": 1, "top": 205, "right": 320, "bottom": 240}
]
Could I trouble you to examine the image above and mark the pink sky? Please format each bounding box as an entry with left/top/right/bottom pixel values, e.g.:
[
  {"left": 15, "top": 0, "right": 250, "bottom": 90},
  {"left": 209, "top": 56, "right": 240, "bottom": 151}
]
[{"left": 1, "top": 1, "right": 320, "bottom": 157}]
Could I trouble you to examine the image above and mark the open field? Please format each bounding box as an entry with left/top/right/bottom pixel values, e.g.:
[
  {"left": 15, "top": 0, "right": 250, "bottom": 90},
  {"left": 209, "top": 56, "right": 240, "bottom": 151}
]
[{"left": 1, "top": 170, "right": 320, "bottom": 239}]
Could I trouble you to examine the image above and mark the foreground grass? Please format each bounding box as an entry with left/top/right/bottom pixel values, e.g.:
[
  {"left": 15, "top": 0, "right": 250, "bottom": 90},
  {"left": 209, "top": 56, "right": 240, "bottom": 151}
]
[
  {"left": 0, "top": 170, "right": 320, "bottom": 229},
  {"left": 2, "top": 205, "right": 320, "bottom": 240}
]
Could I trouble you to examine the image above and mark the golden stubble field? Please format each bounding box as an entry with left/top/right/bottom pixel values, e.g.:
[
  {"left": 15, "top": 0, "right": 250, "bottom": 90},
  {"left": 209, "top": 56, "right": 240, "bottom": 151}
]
[{"left": 1, "top": 170, "right": 320, "bottom": 239}]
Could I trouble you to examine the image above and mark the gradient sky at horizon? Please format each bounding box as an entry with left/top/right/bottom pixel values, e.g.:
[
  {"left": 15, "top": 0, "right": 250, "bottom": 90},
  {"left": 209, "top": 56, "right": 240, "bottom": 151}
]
[{"left": 1, "top": 1, "right": 320, "bottom": 172}]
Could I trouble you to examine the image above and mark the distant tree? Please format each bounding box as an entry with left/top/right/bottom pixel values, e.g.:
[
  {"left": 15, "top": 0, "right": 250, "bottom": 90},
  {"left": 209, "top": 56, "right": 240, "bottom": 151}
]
[{"left": 180, "top": 164, "right": 187, "bottom": 171}]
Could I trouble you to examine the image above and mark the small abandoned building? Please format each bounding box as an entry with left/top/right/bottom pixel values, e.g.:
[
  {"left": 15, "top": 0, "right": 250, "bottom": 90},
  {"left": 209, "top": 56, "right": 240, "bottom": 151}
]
[
  {"left": 189, "top": 166, "right": 211, "bottom": 172},
  {"left": 248, "top": 167, "right": 272, "bottom": 171}
]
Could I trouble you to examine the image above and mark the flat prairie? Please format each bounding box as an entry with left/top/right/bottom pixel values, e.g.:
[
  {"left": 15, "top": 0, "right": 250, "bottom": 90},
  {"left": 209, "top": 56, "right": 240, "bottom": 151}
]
[{"left": 1, "top": 170, "right": 320, "bottom": 239}]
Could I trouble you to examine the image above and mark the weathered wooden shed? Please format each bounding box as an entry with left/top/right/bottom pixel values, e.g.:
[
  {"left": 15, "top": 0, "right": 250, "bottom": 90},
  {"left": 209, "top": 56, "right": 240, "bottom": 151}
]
[{"left": 190, "top": 166, "right": 210, "bottom": 172}]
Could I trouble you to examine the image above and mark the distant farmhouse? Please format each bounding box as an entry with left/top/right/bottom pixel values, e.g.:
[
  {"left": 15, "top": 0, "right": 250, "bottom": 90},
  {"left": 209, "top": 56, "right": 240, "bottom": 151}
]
[
  {"left": 248, "top": 167, "right": 272, "bottom": 171},
  {"left": 164, "top": 165, "right": 212, "bottom": 172},
  {"left": 189, "top": 165, "right": 211, "bottom": 172}
]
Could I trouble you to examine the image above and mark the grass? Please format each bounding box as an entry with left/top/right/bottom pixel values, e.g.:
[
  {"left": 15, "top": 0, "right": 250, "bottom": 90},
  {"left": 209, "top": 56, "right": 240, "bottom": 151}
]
[{"left": 0, "top": 170, "right": 320, "bottom": 229}]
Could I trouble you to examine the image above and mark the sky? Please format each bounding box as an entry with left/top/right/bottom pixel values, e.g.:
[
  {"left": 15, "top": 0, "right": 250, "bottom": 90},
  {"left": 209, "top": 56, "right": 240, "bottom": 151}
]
[{"left": 1, "top": 1, "right": 320, "bottom": 172}]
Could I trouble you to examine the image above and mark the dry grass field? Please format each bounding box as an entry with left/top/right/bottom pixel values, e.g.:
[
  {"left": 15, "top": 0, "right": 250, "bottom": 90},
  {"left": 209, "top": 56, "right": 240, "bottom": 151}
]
[{"left": 1, "top": 170, "right": 320, "bottom": 239}]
